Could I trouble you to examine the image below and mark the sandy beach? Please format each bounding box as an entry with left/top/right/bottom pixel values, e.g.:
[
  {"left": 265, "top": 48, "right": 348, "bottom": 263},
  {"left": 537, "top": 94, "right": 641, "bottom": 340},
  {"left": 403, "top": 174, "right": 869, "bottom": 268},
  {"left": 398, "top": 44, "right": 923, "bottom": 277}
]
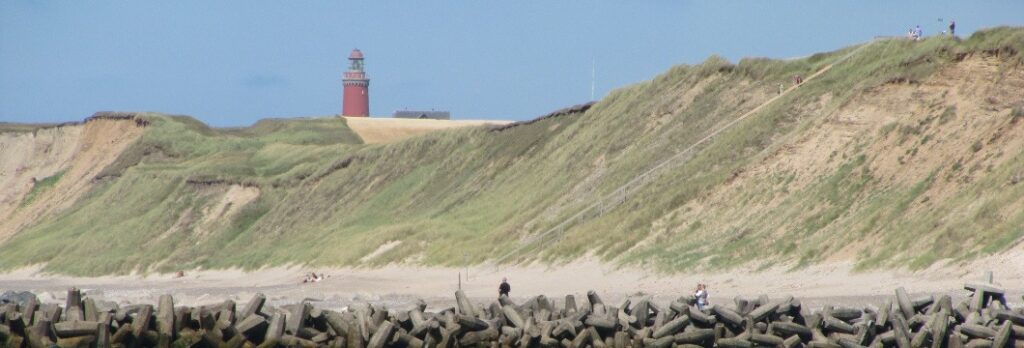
[{"left": 2, "top": 250, "right": 1021, "bottom": 312}]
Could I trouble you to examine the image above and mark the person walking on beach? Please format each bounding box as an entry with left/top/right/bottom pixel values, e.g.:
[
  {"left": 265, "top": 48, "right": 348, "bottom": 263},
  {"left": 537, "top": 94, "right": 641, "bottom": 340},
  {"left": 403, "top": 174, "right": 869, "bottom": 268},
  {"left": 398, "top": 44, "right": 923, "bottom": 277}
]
[
  {"left": 694, "top": 283, "right": 709, "bottom": 311},
  {"left": 499, "top": 277, "right": 511, "bottom": 297},
  {"left": 949, "top": 20, "right": 956, "bottom": 36}
]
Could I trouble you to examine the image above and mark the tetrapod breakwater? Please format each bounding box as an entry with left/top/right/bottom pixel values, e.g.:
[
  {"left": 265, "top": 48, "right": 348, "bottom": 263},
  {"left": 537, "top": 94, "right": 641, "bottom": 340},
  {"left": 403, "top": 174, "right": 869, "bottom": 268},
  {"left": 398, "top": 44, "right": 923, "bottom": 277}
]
[{"left": 0, "top": 277, "right": 1020, "bottom": 348}]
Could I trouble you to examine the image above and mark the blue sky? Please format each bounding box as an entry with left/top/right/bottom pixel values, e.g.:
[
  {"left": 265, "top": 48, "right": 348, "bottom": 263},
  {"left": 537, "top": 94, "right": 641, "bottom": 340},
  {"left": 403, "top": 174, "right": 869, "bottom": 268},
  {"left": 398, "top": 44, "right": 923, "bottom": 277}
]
[{"left": 2, "top": 1, "right": 1022, "bottom": 126}]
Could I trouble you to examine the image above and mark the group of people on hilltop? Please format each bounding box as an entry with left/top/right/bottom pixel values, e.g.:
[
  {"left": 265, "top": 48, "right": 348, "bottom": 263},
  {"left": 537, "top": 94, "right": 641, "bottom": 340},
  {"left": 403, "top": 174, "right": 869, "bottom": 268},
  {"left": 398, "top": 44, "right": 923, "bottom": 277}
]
[
  {"left": 777, "top": 20, "right": 958, "bottom": 96},
  {"left": 496, "top": 278, "right": 712, "bottom": 312},
  {"left": 908, "top": 20, "right": 956, "bottom": 41}
]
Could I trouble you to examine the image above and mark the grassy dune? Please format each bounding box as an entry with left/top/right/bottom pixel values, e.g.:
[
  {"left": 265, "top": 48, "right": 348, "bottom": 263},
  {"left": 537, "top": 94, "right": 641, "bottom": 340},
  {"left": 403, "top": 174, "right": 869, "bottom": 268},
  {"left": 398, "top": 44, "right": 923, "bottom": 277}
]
[{"left": 1, "top": 28, "right": 1022, "bottom": 275}]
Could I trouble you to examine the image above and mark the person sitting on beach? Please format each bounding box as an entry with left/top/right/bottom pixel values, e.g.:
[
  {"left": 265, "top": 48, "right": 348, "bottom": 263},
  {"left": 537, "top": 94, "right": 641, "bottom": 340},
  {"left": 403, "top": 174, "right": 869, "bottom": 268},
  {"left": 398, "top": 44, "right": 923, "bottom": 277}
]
[{"left": 304, "top": 272, "right": 323, "bottom": 283}]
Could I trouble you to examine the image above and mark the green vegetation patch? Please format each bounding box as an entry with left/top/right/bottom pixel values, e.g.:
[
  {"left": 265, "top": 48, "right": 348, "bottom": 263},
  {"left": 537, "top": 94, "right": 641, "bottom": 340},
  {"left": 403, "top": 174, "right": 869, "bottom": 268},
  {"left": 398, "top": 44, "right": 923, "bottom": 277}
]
[{"left": 20, "top": 171, "right": 65, "bottom": 207}]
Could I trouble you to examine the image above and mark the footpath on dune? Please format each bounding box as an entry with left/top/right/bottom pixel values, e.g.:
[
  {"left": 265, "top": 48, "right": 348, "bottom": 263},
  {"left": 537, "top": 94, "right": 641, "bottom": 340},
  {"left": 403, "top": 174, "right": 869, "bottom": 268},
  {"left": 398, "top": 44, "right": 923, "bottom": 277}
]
[{"left": 493, "top": 38, "right": 877, "bottom": 265}]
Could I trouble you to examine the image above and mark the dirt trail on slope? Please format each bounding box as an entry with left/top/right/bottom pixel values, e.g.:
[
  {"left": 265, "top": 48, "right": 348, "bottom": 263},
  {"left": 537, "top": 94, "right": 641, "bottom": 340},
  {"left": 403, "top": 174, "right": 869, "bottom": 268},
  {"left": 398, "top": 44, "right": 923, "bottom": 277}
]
[
  {"left": 0, "top": 118, "right": 145, "bottom": 241},
  {"left": 344, "top": 117, "right": 511, "bottom": 144}
]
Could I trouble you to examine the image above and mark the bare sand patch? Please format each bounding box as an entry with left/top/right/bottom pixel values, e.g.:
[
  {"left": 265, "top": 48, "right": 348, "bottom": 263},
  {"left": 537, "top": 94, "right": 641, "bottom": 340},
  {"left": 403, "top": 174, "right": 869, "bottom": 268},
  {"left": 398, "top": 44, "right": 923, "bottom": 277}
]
[
  {"left": 195, "top": 185, "right": 260, "bottom": 237},
  {"left": 359, "top": 240, "right": 402, "bottom": 263},
  {"left": 344, "top": 117, "right": 511, "bottom": 144}
]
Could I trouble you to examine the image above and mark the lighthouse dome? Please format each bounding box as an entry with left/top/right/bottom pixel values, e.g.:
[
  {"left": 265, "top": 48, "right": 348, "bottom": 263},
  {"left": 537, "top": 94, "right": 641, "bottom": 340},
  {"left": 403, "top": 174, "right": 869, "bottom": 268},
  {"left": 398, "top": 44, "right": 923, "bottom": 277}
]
[{"left": 349, "top": 49, "right": 364, "bottom": 59}]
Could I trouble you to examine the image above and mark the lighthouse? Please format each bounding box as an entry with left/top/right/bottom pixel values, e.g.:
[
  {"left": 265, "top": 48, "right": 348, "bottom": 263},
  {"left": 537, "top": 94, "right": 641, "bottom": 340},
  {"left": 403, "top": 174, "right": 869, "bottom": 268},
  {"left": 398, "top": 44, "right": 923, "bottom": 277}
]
[{"left": 342, "top": 49, "right": 370, "bottom": 117}]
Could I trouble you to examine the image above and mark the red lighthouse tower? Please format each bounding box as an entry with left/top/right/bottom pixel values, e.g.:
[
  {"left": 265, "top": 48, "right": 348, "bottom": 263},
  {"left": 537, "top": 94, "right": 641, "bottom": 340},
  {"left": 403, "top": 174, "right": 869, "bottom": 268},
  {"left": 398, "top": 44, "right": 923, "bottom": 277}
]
[{"left": 342, "top": 49, "right": 370, "bottom": 117}]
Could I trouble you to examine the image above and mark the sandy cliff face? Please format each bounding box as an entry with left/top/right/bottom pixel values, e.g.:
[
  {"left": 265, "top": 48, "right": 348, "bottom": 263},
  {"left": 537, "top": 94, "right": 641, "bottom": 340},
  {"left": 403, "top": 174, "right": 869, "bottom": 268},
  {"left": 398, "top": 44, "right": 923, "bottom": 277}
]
[
  {"left": 0, "top": 118, "right": 144, "bottom": 241},
  {"left": 0, "top": 125, "right": 82, "bottom": 223}
]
